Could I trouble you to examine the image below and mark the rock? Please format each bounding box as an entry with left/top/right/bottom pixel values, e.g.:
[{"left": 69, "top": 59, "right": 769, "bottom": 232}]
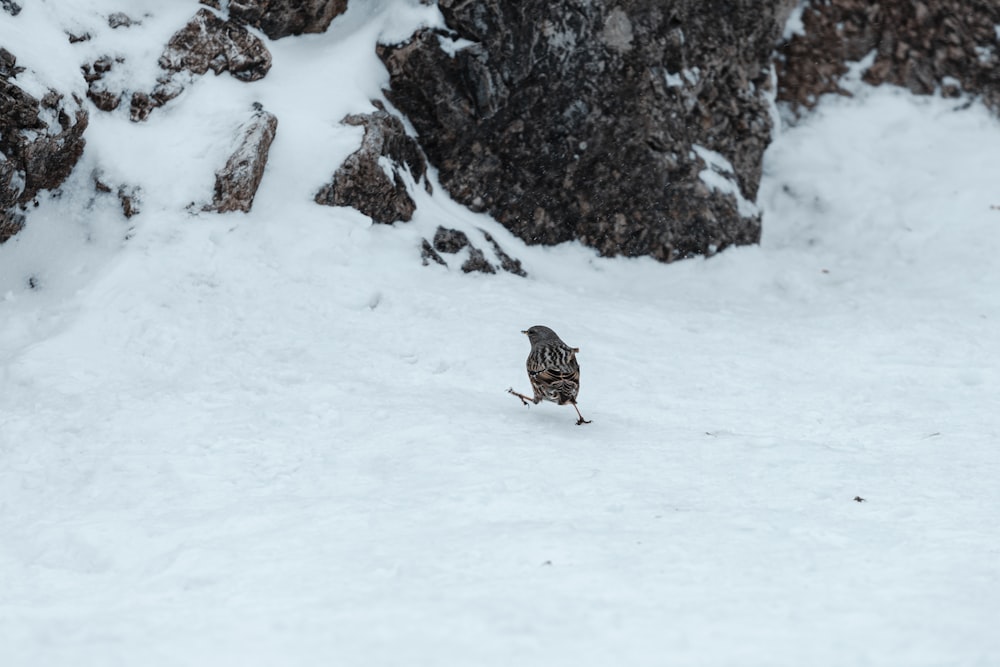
[
  {"left": 83, "top": 56, "right": 123, "bottom": 112},
  {"left": 118, "top": 185, "right": 141, "bottom": 219},
  {"left": 93, "top": 172, "right": 142, "bottom": 219},
  {"left": 206, "top": 105, "right": 279, "bottom": 213},
  {"left": 432, "top": 226, "right": 471, "bottom": 254},
  {"left": 219, "top": 0, "right": 349, "bottom": 40},
  {"left": 315, "top": 105, "right": 431, "bottom": 224},
  {"left": 420, "top": 239, "right": 446, "bottom": 266},
  {"left": 481, "top": 230, "right": 527, "bottom": 277},
  {"left": 1, "top": 49, "right": 88, "bottom": 243},
  {"left": 108, "top": 12, "right": 140, "bottom": 29},
  {"left": 159, "top": 9, "right": 272, "bottom": 82},
  {"left": 776, "top": 0, "right": 1000, "bottom": 113},
  {"left": 379, "top": 0, "right": 793, "bottom": 261},
  {"left": 428, "top": 225, "right": 526, "bottom": 276},
  {"left": 131, "top": 75, "right": 186, "bottom": 121},
  {"left": 130, "top": 8, "right": 272, "bottom": 121},
  {"left": 461, "top": 247, "right": 496, "bottom": 274}
]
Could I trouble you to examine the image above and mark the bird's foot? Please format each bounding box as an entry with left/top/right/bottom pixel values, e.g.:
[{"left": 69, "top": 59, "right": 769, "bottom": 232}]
[
  {"left": 507, "top": 387, "right": 533, "bottom": 406},
  {"left": 576, "top": 417, "right": 592, "bottom": 426}
]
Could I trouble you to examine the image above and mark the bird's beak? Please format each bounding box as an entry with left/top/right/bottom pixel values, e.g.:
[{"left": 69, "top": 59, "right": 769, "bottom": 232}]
[{"left": 520, "top": 330, "right": 528, "bottom": 335}]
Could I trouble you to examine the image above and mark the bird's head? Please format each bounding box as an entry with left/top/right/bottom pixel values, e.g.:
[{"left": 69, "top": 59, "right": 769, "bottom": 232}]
[{"left": 521, "top": 325, "right": 560, "bottom": 346}]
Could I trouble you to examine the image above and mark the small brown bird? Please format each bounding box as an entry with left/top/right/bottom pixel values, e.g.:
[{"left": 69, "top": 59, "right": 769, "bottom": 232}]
[{"left": 508, "top": 325, "right": 591, "bottom": 425}]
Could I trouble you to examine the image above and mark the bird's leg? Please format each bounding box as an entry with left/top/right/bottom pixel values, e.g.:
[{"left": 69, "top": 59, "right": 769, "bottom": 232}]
[
  {"left": 572, "top": 402, "right": 592, "bottom": 425},
  {"left": 507, "top": 387, "right": 535, "bottom": 406}
]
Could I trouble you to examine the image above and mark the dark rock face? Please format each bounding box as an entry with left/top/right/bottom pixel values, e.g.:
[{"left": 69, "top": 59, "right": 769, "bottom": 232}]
[
  {"left": 206, "top": 105, "right": 279, "bottom": 213},
  {"left": 1, "top": 49, "right": 88, "bottom": 243},
  {"left": 219, "top": 0, "right": 349, "bottom": 40},
  {"left": 315, "top": 106, "right": 431, "bottom": 224},
  {"left": 777, "top": 0, "right": 1000, "bottom": 113},
  {"left": 379, "top": 0, "right": 790, "bottom": 261}
]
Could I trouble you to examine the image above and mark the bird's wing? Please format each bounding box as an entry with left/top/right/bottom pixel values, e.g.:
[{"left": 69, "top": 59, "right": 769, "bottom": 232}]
[{"left": 527, "top": 350, "right": 580, "bottom": 384}]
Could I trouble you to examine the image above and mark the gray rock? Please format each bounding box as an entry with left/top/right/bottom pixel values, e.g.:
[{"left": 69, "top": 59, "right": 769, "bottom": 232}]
[
  {"left": 206, "top": 105, "right": 279, "bottom": 213},
  {"left": 432, "top": 226, "right": 471, "bottom": 254},
  {"left": 428, "top": 225, "right": 527, "bottom": 276},
  {"left": 108, "top": 12, "right": 140, "bottom": 29},
  {"left": 777, "top": 0, "right": 1000, "bottom": 114},
  {"left": 420, "top": 239, "right": 446, "bottom": 266},
  {"left": 481, "top": 230, "right": 527, "bottom": 277},
  {"left": 315, "top": 105, "right": 431, "bottom": 224},
  {"left": 379, "top": 0, "right": 791, "bottom": 261}
]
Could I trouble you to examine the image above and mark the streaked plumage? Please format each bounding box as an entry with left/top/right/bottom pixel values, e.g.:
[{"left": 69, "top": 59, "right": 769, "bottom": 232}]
[{"left": 508, "top": 325, "right": 591, "bottom": 425}]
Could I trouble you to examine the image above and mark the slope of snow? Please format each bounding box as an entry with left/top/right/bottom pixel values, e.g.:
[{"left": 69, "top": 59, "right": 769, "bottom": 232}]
[{"left": 2, "top": 2, "right": 999, "bottom": 666}]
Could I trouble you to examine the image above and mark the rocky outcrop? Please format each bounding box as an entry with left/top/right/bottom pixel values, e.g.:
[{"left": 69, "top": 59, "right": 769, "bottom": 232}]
[
  {"left": 777, "top": 0, "right": 1000, "bottom": 113},
  {"left": 82, "top": 56, "right": 122, "bottom": 112},
  {"left": 206, "top": 0, "right": 349, "bottom": 40},
  {"left": 426, "top": 226, "right": 527, "bottom": 276},
  {"left": 1, "top": 48, "right": 88, "bottom": 243},
  {"left": 160, "top": 9, "right": 272, "bottom": 82},
  {"left": 206, "top": 104, "right": 278, "bottom": 213},
  {"left": 315, "top": 105, "right": 431, "bottom": 224},
  {"left": 130, "top": 8, "right": 272, "bottom": 121},
  {"left": 379, "top": 0, "right": 795, "bottom": 261}
]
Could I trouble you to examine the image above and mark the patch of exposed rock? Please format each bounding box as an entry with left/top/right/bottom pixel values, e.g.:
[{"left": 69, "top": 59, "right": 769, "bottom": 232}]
[
  {"left": 777, "top": 0, "right": 1000, "bottom": 113},
  {"left": 130, "top": 8, "right": 272, "bottom": 121},
  {"left": 425, "top": 226, "right": 526, "bottom": 276},
  {"left": 315, "top": 105, "right": 431, "bottom": 224},
  {"left": 379, "top": 0, "right": 796, "bottom": 261},
  {"left": 202, "top": 0, "right": 349, "bottom": 40},
  {"left": 82, "top": 56, "right": 123, "bottom": 112},
  {"left": 1, "top": 48, "right": 88, "bottom": 243},
  {"left": 94, "top": 173, "right": 142, "bottom": 219},
  {"left": 206, "top": 104, "right": 278, "bottom": 213}
]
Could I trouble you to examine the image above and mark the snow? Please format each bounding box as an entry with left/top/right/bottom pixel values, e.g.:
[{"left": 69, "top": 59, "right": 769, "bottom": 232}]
[
  {"left": 2, "top": 2, "right": 1000, "bottom": 666},
  {"left": 692, "top": 144, "right": 760, "bottom": 218}
]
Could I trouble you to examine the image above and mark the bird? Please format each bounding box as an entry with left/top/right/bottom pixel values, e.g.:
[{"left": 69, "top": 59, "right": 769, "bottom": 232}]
[{"left": 508, "top": 325, "right": 591, "bottom": 425}]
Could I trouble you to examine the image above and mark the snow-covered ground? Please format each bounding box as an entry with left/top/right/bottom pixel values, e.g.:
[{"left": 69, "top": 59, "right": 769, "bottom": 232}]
[{"left": 2, "top": 2, "right": 999, "bottom": 665}]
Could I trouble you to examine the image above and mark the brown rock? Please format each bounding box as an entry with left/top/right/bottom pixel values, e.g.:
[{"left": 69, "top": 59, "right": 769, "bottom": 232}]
[
  {"left": 777, "top": 0, "right": 1000, "bottom": 113},
  {"left": 1, "top": 49, "right": 88, "bottom": 242},
  {"left": 130, "top": 9, "right": 273, "bottom": 121},
  {"left": 206, "top": 105, "right": 279, "bottom": 213},
  {"left": 160, "top": 9, "right": 272, "bottom": 82},
  {"left": 315, "top": 106, "right": 431, "bottom": 224},
  {"left": 223, "top": 0, "right": 349, "bottom": 40},
  {"left": 83, "top": 57, "right": 123, "bottom": 112}
]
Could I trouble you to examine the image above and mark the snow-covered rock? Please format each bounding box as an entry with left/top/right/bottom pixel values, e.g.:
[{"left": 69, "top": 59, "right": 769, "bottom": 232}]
[
  {"left": 206, "top": 104, "right": 278, "bottom": 213},
  {"left": 314, "top": 105, "right": 431, "bottom": 224},
  {"left": 0, "top": 48, "right": 88, "bottom": 243}
]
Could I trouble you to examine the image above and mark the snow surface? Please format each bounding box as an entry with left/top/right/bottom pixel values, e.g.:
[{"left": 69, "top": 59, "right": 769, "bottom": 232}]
[{"left": 2, "top": 2, "right": 1000, "bottom": 666}]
